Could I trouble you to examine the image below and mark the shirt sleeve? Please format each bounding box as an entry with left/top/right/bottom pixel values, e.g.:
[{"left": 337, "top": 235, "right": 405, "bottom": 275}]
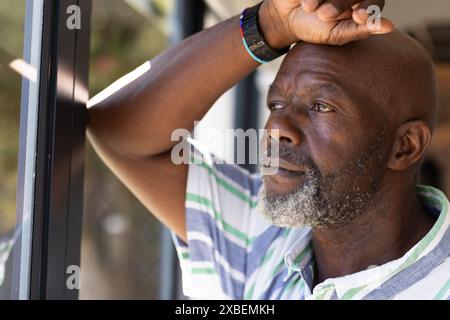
[{"left": 171, "top": 139, "right": 262, "bottom": 299}]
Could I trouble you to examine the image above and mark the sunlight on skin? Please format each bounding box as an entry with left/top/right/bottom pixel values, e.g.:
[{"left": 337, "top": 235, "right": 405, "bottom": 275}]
[{"left": 87, "top": 61, "right": 151, "bottom": 109}]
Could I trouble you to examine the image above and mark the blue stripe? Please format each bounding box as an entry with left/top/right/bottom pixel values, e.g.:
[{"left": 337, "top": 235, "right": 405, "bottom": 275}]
[
  {"left": 257, "top": 267, "right": 292, "bottom": 299},
  {"left": 186, "top": 208, "right": 247, "bottom": 274},
  {"left": 257, "top": 265, "right": 290, "bottom": 300},
  {"left": 189, "top": 239, "right": 245, "bottom": 299},
  {"left": 258, "top": 254, "right": 314, "bottom": 300},
  {"left": 301, "top": 262, "right": 315, "bottom": 292},
  {"left": 274, "top": 272, "right": 301, "bottom": 299},
  {"left": 172, "top": 232, "right": 188, "bottom": 248},
  {"left": 246, "top": 226, "right": 286, "bottom": 278},
  {"left": 329, "top": 290, "right": 339, "bottom": 300},
  {"left": 209, "top": 159, "right": 262, "bottom": 197}
]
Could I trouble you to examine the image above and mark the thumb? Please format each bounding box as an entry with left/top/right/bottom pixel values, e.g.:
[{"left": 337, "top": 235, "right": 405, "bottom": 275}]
[{"left": 366, "top": 17, "right": 395, "bottom": 35}]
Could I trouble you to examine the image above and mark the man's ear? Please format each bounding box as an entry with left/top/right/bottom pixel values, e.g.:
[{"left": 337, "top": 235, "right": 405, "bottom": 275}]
[{"left": 388, "top": 120, "right": 432, "bottom": 171}]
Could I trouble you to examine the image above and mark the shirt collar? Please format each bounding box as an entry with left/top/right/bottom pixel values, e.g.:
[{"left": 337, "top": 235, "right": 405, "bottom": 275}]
[{"left": 283, "top": 185, "right": 450, "bottom": 300}]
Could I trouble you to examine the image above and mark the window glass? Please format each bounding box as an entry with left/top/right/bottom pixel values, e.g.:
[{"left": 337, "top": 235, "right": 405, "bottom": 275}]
[
  {"left": 0, "top": 0, "right": 42, "bottom": 299},
  {"left": 81, "top": 0, "right": 173, "bottom": 299}
]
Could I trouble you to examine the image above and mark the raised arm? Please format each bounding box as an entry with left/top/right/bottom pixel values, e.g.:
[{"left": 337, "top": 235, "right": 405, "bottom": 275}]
[{"left": 86, "top": 0, "right": 393, "bottom": 241}]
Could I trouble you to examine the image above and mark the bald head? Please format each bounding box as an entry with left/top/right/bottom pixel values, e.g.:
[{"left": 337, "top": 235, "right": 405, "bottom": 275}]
[{"left": 281, "top": 31, "right": 438, "bottom": 133}]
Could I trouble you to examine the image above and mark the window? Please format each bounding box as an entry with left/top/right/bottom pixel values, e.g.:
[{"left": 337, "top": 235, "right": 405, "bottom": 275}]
[
  {"left": 0, "top": 0, "right": 43, "bottom": 299},
  {"left": 80, "top": 0, "right": 173, "bottom": 299}
]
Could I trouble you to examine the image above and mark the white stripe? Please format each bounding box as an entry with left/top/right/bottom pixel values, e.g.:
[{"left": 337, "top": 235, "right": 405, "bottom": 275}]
[
  {"left": 188, "top": 231, "right": 246, "bottom": 283},
  {"left": 186, "top": 200, "right": 249, "bottom": 248}
]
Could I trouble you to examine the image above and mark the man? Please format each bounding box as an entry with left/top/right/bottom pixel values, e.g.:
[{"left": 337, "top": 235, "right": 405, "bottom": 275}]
[{"left": 87, "top": 0, "right": 450, "bottom": 299}]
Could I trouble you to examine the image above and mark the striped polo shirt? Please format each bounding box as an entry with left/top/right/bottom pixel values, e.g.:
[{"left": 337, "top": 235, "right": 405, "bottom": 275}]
[{"left": 172, "top": 143, "right": 450, "bottom": 300}]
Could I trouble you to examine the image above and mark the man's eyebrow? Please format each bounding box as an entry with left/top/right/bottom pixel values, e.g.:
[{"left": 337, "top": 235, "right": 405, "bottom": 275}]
[
  {"left": 268, "top": 82, "right": 349, "bottom": 99},
  {"left": 267, "top": 84, "right": 280, "bottom": 96},
  {"left": 300, "top": 82, "right": 347, "bottom": 97}
]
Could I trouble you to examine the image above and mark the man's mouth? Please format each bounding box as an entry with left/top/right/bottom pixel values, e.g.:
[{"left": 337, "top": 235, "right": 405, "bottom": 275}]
[
  {"left": 262, "top": 159, "right": 306, "bottom": 177},
  {"left": 276, "top": 167, "right": 305, "bottom": 176}
]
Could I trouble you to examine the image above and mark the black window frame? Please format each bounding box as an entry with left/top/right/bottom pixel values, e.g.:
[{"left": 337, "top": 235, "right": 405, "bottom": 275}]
[{"left": 29, "top": 0, "right": 91, "bottom": 300}]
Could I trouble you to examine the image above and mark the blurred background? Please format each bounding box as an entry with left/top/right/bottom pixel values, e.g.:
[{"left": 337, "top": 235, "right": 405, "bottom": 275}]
[{"left": 1, "top": 0, "right": 450, "bottom": 299}]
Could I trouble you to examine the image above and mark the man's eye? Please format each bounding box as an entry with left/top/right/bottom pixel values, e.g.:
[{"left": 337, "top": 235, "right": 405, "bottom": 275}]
[
  {"left": 311, "top": 103, "right": 334, "bottom": 113},
  {"left": 268, "top": 103, "right": 285, "bottom": 111}
]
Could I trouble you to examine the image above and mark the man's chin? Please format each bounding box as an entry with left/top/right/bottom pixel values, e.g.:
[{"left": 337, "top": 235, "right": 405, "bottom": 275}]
[{"left": 256, "top": 176, "right": 325, "bottom": 228}]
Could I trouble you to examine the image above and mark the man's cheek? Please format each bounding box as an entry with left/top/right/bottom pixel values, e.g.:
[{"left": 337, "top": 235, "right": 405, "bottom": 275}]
[{"left": 310, "top": 134, "right": 363, "bottom": 173}]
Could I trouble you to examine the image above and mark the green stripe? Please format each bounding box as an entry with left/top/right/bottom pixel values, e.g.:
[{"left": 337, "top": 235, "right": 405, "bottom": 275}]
[
  {"left": 270, "top": 243, "right": 312, "bottom": 278},
  {"left": 285, "top": 276, "right": 305, "bottom": 293},
  {"left": 187, "top": 193, "right": 257, "bottom": 246},
  {"left": 192, "top": 267, "right": 216, "bottom": 275},
  {"left": 418, "top": 185, "right": 445, "bottom": 208},
  {"left": 181, "top": 252, "right": 189, "bottom": 259},
  {"left": 260, "top": 248, "right": 275, "bottom": 266},
  {"left": 434, "top": 279, "right": 450, "bottom": 300},
  {"left": 314, "top": 284, "right": 335, "bottom": 300},
  {"left": 341, "top": 285, "right": 366, "bottom": 300},
  {"left": 419, "top": 194, "right": 442, "bottom": 208},
  {"left": 315, "top": 290, "right": 329, "bottom": 300},
  {"left": 271, "top": 260, "right": 287, "bottom": 278},
  {"left": 191, "top": 155, "right": 258, "bottom": 208},
  {"left": 293, "top": 245, "right": 312, "bottom": 266},
  {"left": 244, "top": 284, "right": 255, "bottom": 300}
]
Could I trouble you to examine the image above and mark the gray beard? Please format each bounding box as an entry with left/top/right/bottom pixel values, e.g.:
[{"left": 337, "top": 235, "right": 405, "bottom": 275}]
[
  {"left": 256, "top": 172, "right": 377, "bottom": 229},
  {"left": 257, "top": 172, "right": 321, "bottom": 228}
]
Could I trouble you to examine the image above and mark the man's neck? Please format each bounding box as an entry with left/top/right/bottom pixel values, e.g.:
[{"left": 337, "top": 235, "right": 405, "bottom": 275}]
[{"left": 311, "top": 183, "right": 435, "bottom": 287}]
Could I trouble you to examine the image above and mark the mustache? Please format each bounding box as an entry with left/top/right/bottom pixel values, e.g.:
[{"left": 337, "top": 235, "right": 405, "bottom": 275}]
[{"left": 264, "top": 144, "right": 319, "bottom": 173}]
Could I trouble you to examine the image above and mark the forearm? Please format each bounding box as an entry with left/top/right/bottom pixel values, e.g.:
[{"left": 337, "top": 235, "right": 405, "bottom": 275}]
[
  {"left": 87, "top": 0, "right": 392, "bottom": 159},
  {"left": 87, "top": 15, "right": 259, "bottom": 158}
]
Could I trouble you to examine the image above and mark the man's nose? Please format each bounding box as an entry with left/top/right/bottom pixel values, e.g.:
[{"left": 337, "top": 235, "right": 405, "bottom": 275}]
[{"left": 266, "top": 116, "right": 302, "bottom": 147}]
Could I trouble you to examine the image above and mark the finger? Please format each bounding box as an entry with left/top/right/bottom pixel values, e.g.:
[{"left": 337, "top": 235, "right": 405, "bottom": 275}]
[
  {"left": 336, "top": 8, "right": 353, "bottom": 20},
  {"left": 367, "top": 17, "right": 394, "bottom": 34},
  {"left": 301, "top": 0, "right": 326, "bottom": 13},
  {"left": 330, "top": 17, "right": 395, "bottom": 45},
  {"left": 316, "top": 0, "right": 363, "bottom": 21},
  {"left": 352, "top": 0, "right": 386, "bottom": 25}
]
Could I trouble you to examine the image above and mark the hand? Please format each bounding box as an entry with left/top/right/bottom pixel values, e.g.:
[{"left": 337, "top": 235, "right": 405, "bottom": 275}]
[{"left": 259, "top": 0, "right": 395, "bottom": 48}]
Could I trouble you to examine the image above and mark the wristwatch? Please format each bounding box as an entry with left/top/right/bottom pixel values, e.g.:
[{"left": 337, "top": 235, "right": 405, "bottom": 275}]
[{"left": 240, "top": 2, "right": 290, "bottom": 63}]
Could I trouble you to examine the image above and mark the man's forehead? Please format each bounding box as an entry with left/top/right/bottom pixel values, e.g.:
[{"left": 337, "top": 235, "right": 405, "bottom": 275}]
[
  {"left": 271, "top": 38, "right": 397, "bottom": 110},
  {"left": 279, "top": 42, "right": 371, "bottom": 80},
  {"left": 272, "top": 45, "right": 368, "bottom": 99}
]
